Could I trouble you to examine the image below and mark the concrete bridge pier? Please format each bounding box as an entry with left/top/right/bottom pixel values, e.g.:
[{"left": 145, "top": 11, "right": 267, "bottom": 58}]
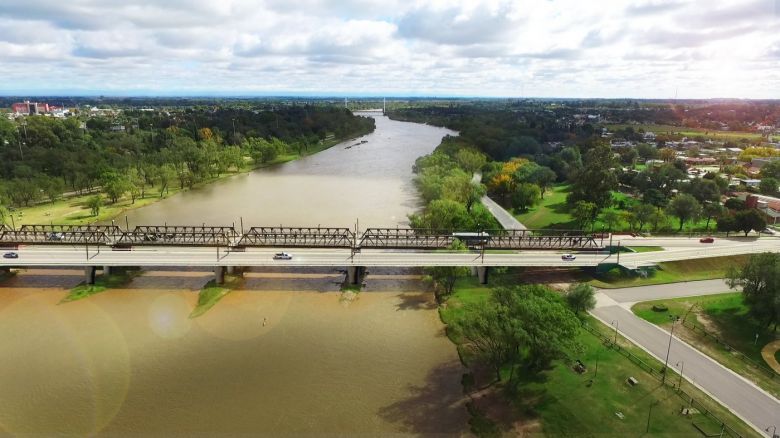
[
  {"left": 214, "top": 266, "right": 225, "bottom": 285},
  {"left": 103, "top": 266, "right": 112, "bottom": 276},
  {"left": 85, "top": 266, "right": 97, "bottom": 285},
  {"left": 346, "top": 266, "right": 365, "bottom": 285},
  {"left": 471, "top": 266, "right": 478, "bottom": 276},
  {"left": 477, "top": 266, "right": 489, "bottom": 285}
]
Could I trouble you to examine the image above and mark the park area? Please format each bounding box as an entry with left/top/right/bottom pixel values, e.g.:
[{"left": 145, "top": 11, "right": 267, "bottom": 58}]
[
  {"left": 440, "top": 277, "right": 759, "bottom": 437},
  {"left": 632, "top": 292, "right": 780, "bottom": 399}
]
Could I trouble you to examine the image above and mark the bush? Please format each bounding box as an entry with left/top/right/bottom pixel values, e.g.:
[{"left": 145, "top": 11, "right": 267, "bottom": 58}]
[{"left": 652, "top": 304, "right": 669, "bottom": 312}]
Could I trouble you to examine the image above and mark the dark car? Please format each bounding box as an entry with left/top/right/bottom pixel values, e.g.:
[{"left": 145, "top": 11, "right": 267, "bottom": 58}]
[
  {"left": 3, "top": 252, "right": 19, "bottom": 259},
  {"left": 699, "top": 237, "right": 714, "bottom": 243}
]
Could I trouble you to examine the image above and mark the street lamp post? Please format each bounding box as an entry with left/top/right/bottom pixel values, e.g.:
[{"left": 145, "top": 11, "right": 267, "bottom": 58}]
[
  {"left": 611, "top": 319, "right": 619, "bottom": 344},
  {"left": 662, "top": 315, "right": 680, "bottom": 384},
  {"left": 675, "top": 361, "right": 685, "bottom": 389}
]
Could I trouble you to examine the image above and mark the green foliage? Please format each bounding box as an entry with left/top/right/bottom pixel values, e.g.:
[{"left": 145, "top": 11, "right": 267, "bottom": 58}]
[
  {"left": 510, "top": 183, "right": 540, "bottom": 212},
  {"left": 567, "top": 145, "right": 617, "bottom": 209},
  {"left": 734, "top": 209, "right": 767, "bottom": 236},
  {"left": 86, "top": 195, "right": 103, "bottom": 216},
  {"left": 455, "top": 148, "right": 487, "bottom": 174},
  {"left": 425, "top": 240, "right": 470, "bottom": 301},
  {"left": 448, "top": 284, "right": 581, "bottom": 381},
  {"left": 666, "top": 193, "right": 702, "bottom": 231},
  {"left": 761, "top": 160, "right": 780, "bottom": 180},
  {"left": 727, "top": 252, "right": 780, "bottom": 330},
  {"left": 759, "top": 177, "right": 779, "bottom": 196},
  {"left": 565, "top": 283, "right": 596, "bottom": 314},
  {"left": 572, "top": 200, "right": 598, "bottom": 230}
]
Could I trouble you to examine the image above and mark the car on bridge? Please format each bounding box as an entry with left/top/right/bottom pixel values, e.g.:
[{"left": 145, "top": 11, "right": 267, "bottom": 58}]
[
  {"left": 699, "top": 237, "right": 715, "bottom": 243},
  {"left": 3, "top": 252, "right": 19, "bottom": 259},
  {"left": 273, "top": 252, "right": 293, "bottom": 260},
  {"left": 561, "top": 254, "right": 576, "bottom": 261}
]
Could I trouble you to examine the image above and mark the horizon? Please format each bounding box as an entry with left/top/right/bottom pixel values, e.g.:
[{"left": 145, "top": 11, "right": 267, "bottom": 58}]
[{"left": 1, "top": 0, "right": 778, "bottom": 99}]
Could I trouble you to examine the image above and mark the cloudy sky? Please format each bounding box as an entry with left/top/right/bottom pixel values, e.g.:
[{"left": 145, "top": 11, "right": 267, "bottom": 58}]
[{"left": 0, "top": 0, "right": 778, "bottom": 98}]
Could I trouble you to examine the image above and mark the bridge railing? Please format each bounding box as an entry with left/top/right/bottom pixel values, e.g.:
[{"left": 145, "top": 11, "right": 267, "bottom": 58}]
[
  {"left": 116, "top": 225, "right": 239, "bottom": 246},
  {"left": 0, "top": 229, "right": 114, "bottom": 245},
  {"left": 360, "top": 228, "right": 455, "bottom": 249},
  {"left": 236, "top": 227, "right": 355, "bottom": 248},
  {"left": 485, "top": 229, "right": 600, "bottom": 250}
]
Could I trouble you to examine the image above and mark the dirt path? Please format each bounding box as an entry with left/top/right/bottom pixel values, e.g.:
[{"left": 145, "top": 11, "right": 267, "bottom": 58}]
[{"left": 761, "top": 340, "right": 780, "bottom": 373}]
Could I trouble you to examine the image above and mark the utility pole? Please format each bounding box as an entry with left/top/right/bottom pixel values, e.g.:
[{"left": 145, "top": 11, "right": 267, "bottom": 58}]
[
  {"left": 611, "top": 319, "right": 619, "bottom": 344},
  {"left": 676, "top": 361, "right": 685, "bottom": 389},
  {"left": 662, "top": 315, "right": 680, "bottom": 384}
]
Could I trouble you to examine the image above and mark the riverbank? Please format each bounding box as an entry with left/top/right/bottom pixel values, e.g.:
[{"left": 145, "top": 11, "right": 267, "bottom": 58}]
[{"left": 5, "top": 132, "right": 371, "bottom": 227}]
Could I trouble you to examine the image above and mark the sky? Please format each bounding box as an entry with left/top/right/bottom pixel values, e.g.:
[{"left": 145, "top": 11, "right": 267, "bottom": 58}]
[{"left": 0, "top": 0, "right": 778, "bottom": 98}]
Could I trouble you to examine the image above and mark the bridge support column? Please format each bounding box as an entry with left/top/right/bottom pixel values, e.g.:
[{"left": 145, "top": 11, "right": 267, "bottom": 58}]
[
  {"left": 84, "top": 266, "right": 96, "bottom": 285},
  {"left": 470, "top": 266, "right": 478, "bottom": 276},
  {"left": 346, "top": 266, "right": 364, "bottom": 285},
  {"left": 214, "top": 266, "right": 225, "bottom": 285},
  {"left": 103, "top": 266, "right": 112, "bottom": 276},
  {"left": 226, "top": 266, "right": 235, "bottom": 275},
  {"left": 477, "top": 266, "right": 489, "bottom": 285}
]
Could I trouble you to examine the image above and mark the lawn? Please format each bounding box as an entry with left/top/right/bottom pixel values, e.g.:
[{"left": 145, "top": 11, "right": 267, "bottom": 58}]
[
  {"left": 189, "top": 277, "right": 242, "bottom": 318},
  {"left": 606, "top": 123, "right": 764, "bottom": 142},
  {"left": 632, "top": 293, "right": 780, "bottom": 399},
  {"left": 440, "top": 280, "right": 759, "bottom": 437},
  {"left": 587, "top": 254, "right": 749, "bottom": 288},
  {"left": 514, "top": 184, "right": 574, "bottom": 229}
]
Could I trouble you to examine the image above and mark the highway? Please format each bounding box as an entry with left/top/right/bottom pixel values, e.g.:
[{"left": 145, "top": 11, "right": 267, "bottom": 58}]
[
  {"left": 592, "top": 283, "right": 780, "bottom": 436},
  {"left": 1, "top": 236, "right": 777, "bottom": 269}
]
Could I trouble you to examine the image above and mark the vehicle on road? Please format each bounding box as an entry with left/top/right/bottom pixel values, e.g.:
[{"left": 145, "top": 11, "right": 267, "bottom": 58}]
[
  {"left": 699, "top": 237, "right": 715, "bottom": 243},
  {"left": 561, "top": 253, "right": 576, "bottom": 261},
  {"left": 273, "top": 252, "right": 293, "bottom": 260},
  {"left": 3, "top": 252, "right": 19, "bottom": 259}
]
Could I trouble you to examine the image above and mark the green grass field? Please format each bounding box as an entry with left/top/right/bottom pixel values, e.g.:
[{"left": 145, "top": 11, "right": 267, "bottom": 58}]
[
  {"left": 60, "top": 269, "right": 139, "bottom": 303},
  {"left": 440, "top": 278, "right": 759, "bottom": 437},
  {"left": 588, "top": 255, "right": 749, "bottom": 288},
  {"left": 606, "top": 123, "right": 764, "bottom": 142},
  {"left": 632, "top": 293, "right": 780, "bottom": 399}
]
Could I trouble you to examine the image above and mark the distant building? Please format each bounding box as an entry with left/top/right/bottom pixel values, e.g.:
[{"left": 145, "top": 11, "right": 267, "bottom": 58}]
[
  {"left": 643, "top": 131, "right": 656, "bottom": 141},
  {"left": 738, "top": 178, "right": 762, "bottom": 188},
  {"left": 11, "top": 101, "right": 58, "bottom": 115},
  {"left": 744, "top": 194, "right": 780, "bottom": 225}
]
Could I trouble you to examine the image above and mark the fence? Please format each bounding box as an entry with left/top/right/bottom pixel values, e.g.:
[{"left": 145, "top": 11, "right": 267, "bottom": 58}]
[
  {"left": 679, "top": 316, "right": 777, "bottom": 380},
  {"left": 581, "top": 322, "right": 746, "bottom": 438}
]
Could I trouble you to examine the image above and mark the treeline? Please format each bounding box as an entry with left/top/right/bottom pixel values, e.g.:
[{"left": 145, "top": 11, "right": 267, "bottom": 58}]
[
  {"left": 0, "top": 106, "right": 374, "bottom": 210},
  {"left": 398, "top": 103, "right": 773, "bottom": 234}
]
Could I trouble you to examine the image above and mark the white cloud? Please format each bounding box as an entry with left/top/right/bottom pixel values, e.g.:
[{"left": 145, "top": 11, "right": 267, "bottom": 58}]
[{"left": 0, "top": 0, "right": 776, "bottom": 98}]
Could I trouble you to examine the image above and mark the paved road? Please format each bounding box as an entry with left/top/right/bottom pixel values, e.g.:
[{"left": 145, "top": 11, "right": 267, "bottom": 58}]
[
  {"left": 592, "top": 284, "right": 780, "bottom": 435},
  {"left": 472, "top": 172, "right": 527, "bottom": 230},
  {"left": 600, "top": 279, "right": 733, "bottom": 304}
]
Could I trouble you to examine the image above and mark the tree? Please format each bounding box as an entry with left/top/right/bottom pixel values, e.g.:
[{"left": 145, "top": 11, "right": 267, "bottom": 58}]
[
  {"left": 727, "top": 253, "right": 780, "bottom": 331},
  {"left": 565, "top": 283, "right": 596, "bottom": 315},
  {"left": 567, "top": 145, "right": 617, "bottom": 209},
  {"left": 425, "top": 240, "right": 469, "bottom": 301},
  {"left": 659, "top": 147, "right": 676, "bottom": 162},
  {"left": 86, "top": 195, "right": 103, "bottom": 217},
  {"left": 572, "top": 201, "right": 598, "bottom": 231},
  {"left": 441, "top": 171, "right": 485, "bottom": 212},
  {"left": 157, "top": 164, "right": 176, "bottom": 197},
  {"left": 527, "top": 166, "right": 557, "bottom": 199},
  {"left": 734, "top": 209, "right": 766, "bottom": 236},
  {"left": 511, "top": 183, "right": 541, "bottom": 212},
  {"left": 600, "top": 210, "right": 621, "bottom": 232},
  {"left": 702, "top": 202, "right": 724, "bottom": 230},
  {"left": 449, "top": 298, "right": 514, "bottom": 382},
  {"left": 102, "top": 173, "right": 131, "bottom": 204},
  {"left": 759, "top": 177, "right": 779, "bottom": 197},
  {"left": 716, "top": 213, "right": 738, "bottom": 235},
  {"left": 455, "top": 148, "right": 487, "bottom": 174},
  {"left": 760, "top": 160, "right": 780, "bottom": 180},
  {"left": 666, "top": 194, "right": 702, "bottom": 231},
  {"left": 630, "top": 203, "right": 655, "bottom": 232},
  {"left": 686, "top": 179, "right": 721, "bottom": 204},
  {"left": 409, "top": 199, "right": 472, "bottom": 230}
]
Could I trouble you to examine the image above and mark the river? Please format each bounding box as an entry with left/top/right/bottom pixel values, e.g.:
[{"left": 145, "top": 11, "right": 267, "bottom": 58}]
[{"left": 0, "top": 115, "right": 468, "bottom": 436}]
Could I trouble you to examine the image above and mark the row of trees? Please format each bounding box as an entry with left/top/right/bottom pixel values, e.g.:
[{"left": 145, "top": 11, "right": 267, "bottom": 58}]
[{"left": 0, "top": 107, "right": 375, "bottom": 215}]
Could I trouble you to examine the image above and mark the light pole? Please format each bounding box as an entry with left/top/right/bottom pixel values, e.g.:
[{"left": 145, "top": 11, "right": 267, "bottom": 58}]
[
  {"left": 662, "top": 315, "right": 680, "bottom": 384},
  {"left": 611, "top": 319, "right": 619, "bottom": 344},
  {"left": 675, "top": 361, "right": 685, "bottom": 389}
]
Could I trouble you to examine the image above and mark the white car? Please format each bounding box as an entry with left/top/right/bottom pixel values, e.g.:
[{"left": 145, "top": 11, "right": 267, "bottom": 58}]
[
  {"left": 273, "top": 252, "right": 293, "bottom": 260},
  {"left": 561, "top": 254, "right": 576, "bottom": 261}
]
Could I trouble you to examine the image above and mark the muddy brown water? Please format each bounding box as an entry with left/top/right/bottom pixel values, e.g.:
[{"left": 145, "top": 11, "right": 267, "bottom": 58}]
[{"left": 0, "top": 115, "right": 468, "bottom": 436}]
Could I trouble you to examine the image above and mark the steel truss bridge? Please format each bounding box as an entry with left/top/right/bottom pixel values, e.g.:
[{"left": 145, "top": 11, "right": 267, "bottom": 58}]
[{"left": 0, "top": 224, "right": 602, "bottom": 251}]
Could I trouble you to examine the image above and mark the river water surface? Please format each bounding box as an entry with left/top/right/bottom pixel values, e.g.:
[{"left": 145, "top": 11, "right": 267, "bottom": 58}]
[{"left": 0, "top": 115, "right": 468, "bottom": 436}]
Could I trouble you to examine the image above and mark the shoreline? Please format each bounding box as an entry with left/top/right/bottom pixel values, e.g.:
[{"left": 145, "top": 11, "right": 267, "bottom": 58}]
[{"left": 4, "top": 129, "right": 374, "bottom": 228}]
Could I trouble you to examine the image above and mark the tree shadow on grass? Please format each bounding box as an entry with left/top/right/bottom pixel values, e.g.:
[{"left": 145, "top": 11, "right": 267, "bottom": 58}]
[{"left": 377, "top": 361, "right": 469, "bottom": 435}]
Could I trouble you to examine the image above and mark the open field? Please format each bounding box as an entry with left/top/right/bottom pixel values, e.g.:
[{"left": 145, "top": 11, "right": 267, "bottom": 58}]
[
  {"left": 440, "top": 278, "right": 759, "bottom": 437},
  {"left": 588, "top": 255, "right": 749, "bottom": 288},
  {"left": 606, "top": 123, "right": 765, "bottom": 142},
  {"left": 632, "top": 293, "right": 780, "bottom": 399}
]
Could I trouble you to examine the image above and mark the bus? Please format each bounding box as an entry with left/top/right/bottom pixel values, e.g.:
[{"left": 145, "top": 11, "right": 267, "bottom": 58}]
[{"left": 452, "top": 231, "right": 490, "bottom": 248}]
